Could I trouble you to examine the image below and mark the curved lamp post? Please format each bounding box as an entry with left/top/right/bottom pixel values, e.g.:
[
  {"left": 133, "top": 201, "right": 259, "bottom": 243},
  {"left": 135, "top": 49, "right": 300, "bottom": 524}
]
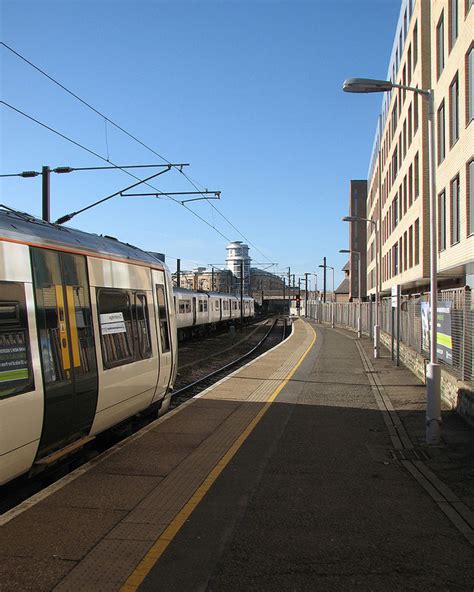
[
  {"left": 343, "top": 77, "right": 440, "bottom": 445},
  {"left": 343, "top": 215, "right": 380, "bottom": 354}
]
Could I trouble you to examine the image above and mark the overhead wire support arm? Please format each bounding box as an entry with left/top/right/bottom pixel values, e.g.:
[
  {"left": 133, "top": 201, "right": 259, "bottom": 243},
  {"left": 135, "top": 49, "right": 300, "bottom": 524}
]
[
  {"left": 121, "top": 190, "right": 221, "bottom": 204},
  {"left": 54, "top": 167, "right": 174, "bottom": 225}
]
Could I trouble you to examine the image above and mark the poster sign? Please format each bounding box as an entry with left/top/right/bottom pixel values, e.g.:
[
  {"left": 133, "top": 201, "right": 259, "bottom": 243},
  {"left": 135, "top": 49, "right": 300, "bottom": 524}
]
[
  {"left": 100, "top": 312, "right": 126, "bottom": 335},
  {"left": 421, "top": 301, "right": 453, "bottom": 365},
  {"left": 391, "top": 285, "right": 399, "bottom": 308},
  {"left": 0, "top": 340, "right": 29, "bottom": 384}
]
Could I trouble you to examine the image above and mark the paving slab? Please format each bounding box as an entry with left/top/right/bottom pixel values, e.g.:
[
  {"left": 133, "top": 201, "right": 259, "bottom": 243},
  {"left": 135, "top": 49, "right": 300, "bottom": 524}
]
[{"left": 138, "top": 322, "right": 474, "bottom": 592}]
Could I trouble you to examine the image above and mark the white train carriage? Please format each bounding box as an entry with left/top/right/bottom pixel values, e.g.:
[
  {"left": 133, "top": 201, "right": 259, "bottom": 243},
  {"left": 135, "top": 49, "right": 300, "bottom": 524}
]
[
  {"left": 173, "top": 289, "right": 255, "bottom": 339},
  {"left": 0, "top": 209, "right": 178, "bottom": 485},
  {"left": 208, "top": 292, "right": 235, "bottom": 324},
  {"left": 173, "top": 288, "right": 209, "bottom": 333}
]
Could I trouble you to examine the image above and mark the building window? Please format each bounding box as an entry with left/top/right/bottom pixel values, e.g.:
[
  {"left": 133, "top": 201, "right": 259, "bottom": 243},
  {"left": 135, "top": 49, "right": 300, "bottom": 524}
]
[
  {"left": 414, "top": 219, "right": 420, "bottom": 265},
  {"left": 450, "top": 73, "right": 459, "bottom": 146},
  {"left": 409, "top": 225, "right": 414, "bottom": 268},
  {"left": 467, "top": 46, "right": 473, "bottom": 123},
  {"left": 403, "top": 231, "right": 408, "bottom": 271},
  {"left": 407, "top": 45, "right": 412, "bottom": 85},
  {"left": 414, "top": 90, "right": 419, "bottom": 132},
  {"left": 449, "top": 0, "right": 458, "bottom": 51},
  {"left": 468, "top": 160, "right": 474, "bottom": 235},
  {"left": 408, "top": 164, "right": 413, "bottom": 206},
  {"left": 414, "top": 152, "right": 419, "bottom": 198},
  {"left": 413, "top": 21, "right": 418, "bottom": 67},
  {"left": 393, "top": 195, "right": 399, "bottom": 228},
  {"left": 450, "top": 175, "right": 460, "bottom": 244},
  {"left": 437, "top": 13, "right": 445, "bottom": 78},
  {"left": 439, "top": 190, "right": 447, "bottom": 251},
  {"left": 403, "top": 175, "right": 408, "bottom": 214},
  {"left": 393, "top": 243, "right": 399, "bottom": 276},
  {"left": 437, "top": 101, "right": 446, "bottom": 163},
  {"left": 408, "top": 103, "right": 413, "bottom": 145}
]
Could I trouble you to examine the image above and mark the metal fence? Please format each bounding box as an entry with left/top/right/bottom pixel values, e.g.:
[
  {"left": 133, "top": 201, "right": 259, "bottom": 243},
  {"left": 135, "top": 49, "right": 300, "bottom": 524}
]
[{"left": 306, "top": 287, "right": 473, "bottom": 383}]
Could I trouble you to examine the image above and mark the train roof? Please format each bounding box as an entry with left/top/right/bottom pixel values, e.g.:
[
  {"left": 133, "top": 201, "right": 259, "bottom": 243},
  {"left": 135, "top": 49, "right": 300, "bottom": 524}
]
[
  {"left": 173, "top": 288, "right": 247, "bottom": 299},
  {"left": 0, "top": 208, "right": 165, "bottom": 268}
]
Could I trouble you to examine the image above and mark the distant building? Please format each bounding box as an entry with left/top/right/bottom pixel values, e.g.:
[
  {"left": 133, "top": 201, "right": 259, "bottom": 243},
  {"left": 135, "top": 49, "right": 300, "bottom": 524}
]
[
  {"left": 226, "top": 241, "right": 251, "bottom": 294},
  {"left": 349, "top": 180, "right": 368, "bottom": 301},
  {"left": 173, "top": 267, "right": 234, "bottom": 293},
  {"left": 334, "top": 261, "right": 350, "bottom": 303}
]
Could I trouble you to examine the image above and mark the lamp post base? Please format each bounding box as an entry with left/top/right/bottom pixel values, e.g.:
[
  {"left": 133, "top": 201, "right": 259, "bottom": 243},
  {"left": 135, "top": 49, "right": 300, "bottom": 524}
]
[
  {"left": 426, "top": 362, "right": 441, "bottom": 444},
  {"left": 373, "top": 324, "right": 380, "bottom": 359},
  {"left": 357, "top": 316, "right": 361, "bottom": 338}
]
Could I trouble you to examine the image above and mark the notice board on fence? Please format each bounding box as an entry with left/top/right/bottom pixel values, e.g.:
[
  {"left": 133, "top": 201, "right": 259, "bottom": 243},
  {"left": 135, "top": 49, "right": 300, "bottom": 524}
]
[{"left": 421, "top": 301, "right": 453, "bottom": 365}]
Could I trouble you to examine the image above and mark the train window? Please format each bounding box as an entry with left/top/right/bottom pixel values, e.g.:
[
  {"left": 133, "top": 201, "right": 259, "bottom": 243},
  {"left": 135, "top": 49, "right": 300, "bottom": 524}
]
[
  {"left": 135, "top": 293, "right": 152, "bottom": 359},
  {"left": 156, "top": 284, "right": 171, "bottom": 353},
  {"left": 215, "top": 301, "right": 220, "bottom": 310},
  {"left": 184, "top": 300, "right": 191, "bottom": 313},
  {"left": 179, "top": 301, "right": 185, "bottom": 314},
  {"left": 97, "top": 289, "right": 135, "bottom": 368},
  {"left": 0, "top": 282, "right": 34, "bottom": 399},
  {"left": 203, "top": 300, "right": 208, "bottom": 312}
]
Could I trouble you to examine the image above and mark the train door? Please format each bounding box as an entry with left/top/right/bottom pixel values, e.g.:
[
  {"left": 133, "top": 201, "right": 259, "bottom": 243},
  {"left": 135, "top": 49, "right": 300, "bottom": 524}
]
[
  {"left": 151, "top": 270, "right": 173, "bottom": 399},
  {"left": 192, "top": 297, "right": 197, "bottom": 325},
  {"left": 30, "top": 248, "right": 98, "bottom": 460}
]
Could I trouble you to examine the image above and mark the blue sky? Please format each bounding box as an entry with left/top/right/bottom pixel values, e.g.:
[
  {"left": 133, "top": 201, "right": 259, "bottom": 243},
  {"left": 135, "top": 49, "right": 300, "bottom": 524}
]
[{"left": 1, "top": 0, "right": 401, "bottom": 289}]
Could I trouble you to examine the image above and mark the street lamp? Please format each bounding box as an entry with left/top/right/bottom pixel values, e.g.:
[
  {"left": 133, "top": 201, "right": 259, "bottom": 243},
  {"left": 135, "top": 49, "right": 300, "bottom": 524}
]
[
  {"left": 343, "top": 215, "right": 380, "bottom": 355},
  {"left": 340, "top": 249, "right": 361, "bottom": 338},
  {"left": 343, "top": 76, "right": 440, "bottom": 445},
  {"left": 319, "top": 263, "right": 335, "bottom": 328}
]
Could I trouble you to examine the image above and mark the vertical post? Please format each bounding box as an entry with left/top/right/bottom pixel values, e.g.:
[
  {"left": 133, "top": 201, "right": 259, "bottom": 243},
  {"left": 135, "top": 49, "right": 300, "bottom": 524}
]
[
  {"left": 42, "top": 165, "right": 50, "bottom": 222},
  {"left": 176, "top": 258, "right": 181, "bottom": 287},
  {"left": 240, "top": 259, "right": 244, "bottom": 331},
  {"left": 304, "top": 272, "right": 309, "bottom": 318},
  {"left": 323, "top": 257, "right": 327, "bottom": 303},
  {"left": 288, "top": 267, "right": 291, "bottom": 315},
  {"left": 357, "top": 252, "right": 362, "bottom": 338},
  {"left": 426, "top": 90, "right": 441, "bottom": 444},
  {"left": 391, "top": 306, "right": 395, "bottom": 361},
  {"left": 396, "top": 285, "right": 400, "bottom": 366},
  {"left": 374, "top": 219, "right": 381, "bottom": 358}
]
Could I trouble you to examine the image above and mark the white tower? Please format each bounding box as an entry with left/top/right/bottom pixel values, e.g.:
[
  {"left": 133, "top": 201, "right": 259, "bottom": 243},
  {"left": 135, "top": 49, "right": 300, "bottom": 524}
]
[{"left": 226, "top": 241, "right": 251, "bottom": 294}]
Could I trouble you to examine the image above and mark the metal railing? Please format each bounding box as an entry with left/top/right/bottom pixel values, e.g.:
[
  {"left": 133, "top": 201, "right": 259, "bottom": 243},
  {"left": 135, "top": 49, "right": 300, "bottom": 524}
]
[{"left": 306, "top": 287, "right": 473, "bottom": 383}]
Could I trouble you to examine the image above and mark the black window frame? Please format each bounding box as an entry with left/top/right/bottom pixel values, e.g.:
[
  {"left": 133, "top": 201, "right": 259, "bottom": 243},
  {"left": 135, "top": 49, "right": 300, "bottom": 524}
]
[
  {"left": 0, "top": 281, "right": 35, "bottom": 399},
  {"left": 97, "top": 288, "right": 135, "bottom": 369},
  {"left": 135, "top": 292, "right": 152, "bottom": 360},
  {"left": 156, "top": 284, "right": 171, "bottom": 354}
]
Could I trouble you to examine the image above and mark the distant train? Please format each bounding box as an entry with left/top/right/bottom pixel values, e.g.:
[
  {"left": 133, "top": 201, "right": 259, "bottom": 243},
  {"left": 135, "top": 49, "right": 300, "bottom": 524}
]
[
  {"left": 173, "top": 287, "right": 255, "bottom": 339},
  {"left": 0, "top": 208, "right": 255, "bottom": 486}
]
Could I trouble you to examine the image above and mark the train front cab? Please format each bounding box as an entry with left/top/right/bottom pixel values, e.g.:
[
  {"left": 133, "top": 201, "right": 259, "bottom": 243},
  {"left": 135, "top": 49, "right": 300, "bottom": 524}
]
[{"left": 0, "top": 240, "right": 177, "bottom": 485}]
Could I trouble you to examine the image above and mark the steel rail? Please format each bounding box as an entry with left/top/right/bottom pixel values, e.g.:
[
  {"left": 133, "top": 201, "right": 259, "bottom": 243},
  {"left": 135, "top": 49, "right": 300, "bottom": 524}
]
[{"left": 171, "top": 318, "right": 282, "bottom": 399}]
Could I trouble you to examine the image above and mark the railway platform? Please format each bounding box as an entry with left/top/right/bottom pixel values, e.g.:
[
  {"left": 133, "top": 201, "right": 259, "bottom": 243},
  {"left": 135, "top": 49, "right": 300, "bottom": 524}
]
[{"left": 1, "top": 319, "right": 473, "bottom": 591}]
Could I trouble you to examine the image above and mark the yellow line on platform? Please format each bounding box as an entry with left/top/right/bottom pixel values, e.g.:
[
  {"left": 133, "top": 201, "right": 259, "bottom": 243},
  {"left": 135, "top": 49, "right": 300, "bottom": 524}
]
[{"left": 120, "top": 322, "right": 317, "bottom": 592}]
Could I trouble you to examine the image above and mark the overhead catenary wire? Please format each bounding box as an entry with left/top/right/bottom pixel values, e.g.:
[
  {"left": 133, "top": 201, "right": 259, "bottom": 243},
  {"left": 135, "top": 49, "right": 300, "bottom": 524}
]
[
  {"left": 0, "top": 100, "right": 232, "bottom": 241},
  {"left": 1, "top": 41, "right": 274, "bottom": 265}
]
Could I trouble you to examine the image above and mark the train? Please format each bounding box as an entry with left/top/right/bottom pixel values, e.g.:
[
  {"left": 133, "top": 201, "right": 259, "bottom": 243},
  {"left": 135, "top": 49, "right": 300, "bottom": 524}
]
[
  {"left": 174, "top": 287, "right": 255, "bottom": 339},
  {"left": 0, "top": 208, "right": 254, "bottom": 485}
]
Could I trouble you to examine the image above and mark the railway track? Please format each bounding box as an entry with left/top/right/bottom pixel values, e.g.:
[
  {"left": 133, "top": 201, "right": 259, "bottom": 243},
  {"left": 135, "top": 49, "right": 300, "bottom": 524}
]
[
  {"left": 171, "top": 317, "right": 288, "bottom": 407},
  {"left": 0, "top": 316, "right": 289, "bottom": 515}
]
